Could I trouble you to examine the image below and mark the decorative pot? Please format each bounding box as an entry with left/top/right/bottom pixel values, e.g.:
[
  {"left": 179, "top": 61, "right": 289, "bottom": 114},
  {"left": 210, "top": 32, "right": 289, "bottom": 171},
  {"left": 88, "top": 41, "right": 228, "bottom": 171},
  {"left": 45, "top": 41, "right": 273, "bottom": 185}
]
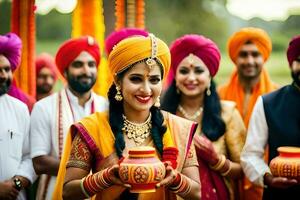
[
  {"left": 269, "top": 146, "right": 300, "bottom": 181},
  {"left": 119, "top": 146, "right": 166, "bottom": 193}
]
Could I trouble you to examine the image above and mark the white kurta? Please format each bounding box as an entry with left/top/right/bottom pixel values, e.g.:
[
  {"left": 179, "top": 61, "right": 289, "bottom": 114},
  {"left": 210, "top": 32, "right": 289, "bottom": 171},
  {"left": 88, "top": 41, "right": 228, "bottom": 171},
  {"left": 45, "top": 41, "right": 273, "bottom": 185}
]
[
  {"left": 241, "top": 96, "right": 270, "bottom": 187},
  {"left": 0, "top": 94, "right": 36, "bottom": 200},
  {"left": 30, "top": 88, "right": 108, "bottom": 200}
]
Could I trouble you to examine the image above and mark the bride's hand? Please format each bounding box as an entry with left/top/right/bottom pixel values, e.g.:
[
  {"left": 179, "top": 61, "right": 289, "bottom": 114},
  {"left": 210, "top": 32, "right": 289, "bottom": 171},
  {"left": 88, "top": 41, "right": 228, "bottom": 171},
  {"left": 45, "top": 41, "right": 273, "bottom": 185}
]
[
  {"left": 107, "top": 164, "right": 131, "bottom": 188},
  {"left": 156, "top": 161, "right": 178, "bottom": 188}
]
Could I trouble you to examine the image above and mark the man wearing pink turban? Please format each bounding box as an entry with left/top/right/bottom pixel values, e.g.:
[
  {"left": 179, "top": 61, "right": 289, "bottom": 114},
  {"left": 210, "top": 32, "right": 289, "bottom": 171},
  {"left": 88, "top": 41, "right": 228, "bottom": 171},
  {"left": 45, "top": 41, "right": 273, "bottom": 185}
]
[
  {"left": 162, "top": 34, "right": 246, "bottom": 200},
  {"left": 35, "top": 53, "right": 58, "bottom": 100},
  {"left": 0, "top": 32, "right": 36, "bottom": 200},
  {"left": 30, "top": 36, "right": 108, "bottom": 199},
  {"left": 0, "top": 32, "right": 36, "bottom": 111},
  {"left": 241, "top": 35, "right": 300, "bottom": 200}
]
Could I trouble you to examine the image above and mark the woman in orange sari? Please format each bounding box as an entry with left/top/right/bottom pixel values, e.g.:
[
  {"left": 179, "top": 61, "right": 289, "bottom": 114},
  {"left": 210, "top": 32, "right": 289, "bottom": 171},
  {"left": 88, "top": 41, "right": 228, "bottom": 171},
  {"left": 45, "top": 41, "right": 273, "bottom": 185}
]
[
  {"left": 161, "top": 34, "right": 246, "bottom": 200},
  {"left": 53, "top": 34, "right": 201, "bottom": 200}
]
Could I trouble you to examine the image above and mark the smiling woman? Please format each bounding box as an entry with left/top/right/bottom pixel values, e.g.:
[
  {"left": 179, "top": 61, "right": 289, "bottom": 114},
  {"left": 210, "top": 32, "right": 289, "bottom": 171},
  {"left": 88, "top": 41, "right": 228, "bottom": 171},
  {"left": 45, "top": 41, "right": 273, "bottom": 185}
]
[
  {"left": 53, "top": 34, "right": 202, "bottom": 200},
  {"left": 120, "top": 61, "right": 162, "bottom": 115},
  {"left": 161, "top": 34, "right": 247, "bottom": 200}
]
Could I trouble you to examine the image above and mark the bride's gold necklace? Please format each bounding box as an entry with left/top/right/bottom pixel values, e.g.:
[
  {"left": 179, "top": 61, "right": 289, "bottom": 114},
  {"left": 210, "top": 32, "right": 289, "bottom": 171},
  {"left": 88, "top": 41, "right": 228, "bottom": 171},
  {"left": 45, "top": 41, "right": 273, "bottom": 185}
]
[
  {"left": 178, "top": 105, "right": 203, "bottom": 121},
  {"left": 122, "top": 113, "right": 152, "bottom": 146}
]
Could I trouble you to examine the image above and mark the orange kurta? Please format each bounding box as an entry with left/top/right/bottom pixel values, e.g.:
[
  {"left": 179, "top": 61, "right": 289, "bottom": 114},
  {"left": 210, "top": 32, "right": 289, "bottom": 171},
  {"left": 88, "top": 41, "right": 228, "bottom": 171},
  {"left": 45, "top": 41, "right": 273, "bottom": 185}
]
[
  {"left": 218, "top": 68, "right": 278, "bottom": 200},
  {"left": 218, "top": 68, "right": 278, "bottom": 128}
]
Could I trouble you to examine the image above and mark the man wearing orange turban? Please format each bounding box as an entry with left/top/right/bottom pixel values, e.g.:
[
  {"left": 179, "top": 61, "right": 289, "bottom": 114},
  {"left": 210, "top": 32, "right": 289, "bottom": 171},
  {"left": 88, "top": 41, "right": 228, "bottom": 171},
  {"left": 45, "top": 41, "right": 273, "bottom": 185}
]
[
  {"left": 218, "top": 27, "right": 278, "bottom": 200},
  {"left": 30, "top": 36, "right": 108, "bottom": 199}
]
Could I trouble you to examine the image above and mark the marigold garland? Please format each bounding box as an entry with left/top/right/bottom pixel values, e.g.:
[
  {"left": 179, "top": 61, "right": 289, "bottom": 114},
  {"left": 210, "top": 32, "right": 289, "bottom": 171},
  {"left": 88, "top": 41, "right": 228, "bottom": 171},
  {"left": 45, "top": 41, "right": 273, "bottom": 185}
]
[
  {"left": 115, "top": 0, "right": 145, "bottom": 30},
  {"left": 127, "top": 0, "right": 135, "bottom": 27},
  {"left": 115, "top": 0, "right": 125, "bottom": 30},
  {"left": 72, "top": 0, "right": 112, "bottom": 97},
  {"left": 11, "top": 0, "right": 36, "bottom": 97},
  {"left": 136, "top": 0, "right": 145, "bottom": 28}
]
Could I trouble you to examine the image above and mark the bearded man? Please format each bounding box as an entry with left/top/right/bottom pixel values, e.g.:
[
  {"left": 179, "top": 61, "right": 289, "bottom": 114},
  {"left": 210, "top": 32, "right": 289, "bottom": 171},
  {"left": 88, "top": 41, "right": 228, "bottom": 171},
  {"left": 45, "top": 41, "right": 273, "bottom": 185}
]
[
  {"left": 0, "top": 32, "right": 36, "bottom": 200},
  {"left": 30, "top": 36, "right": 108, "bottom": 200},
  {"left": 35, "top": 53, "right": 58, "bottom": 101}
]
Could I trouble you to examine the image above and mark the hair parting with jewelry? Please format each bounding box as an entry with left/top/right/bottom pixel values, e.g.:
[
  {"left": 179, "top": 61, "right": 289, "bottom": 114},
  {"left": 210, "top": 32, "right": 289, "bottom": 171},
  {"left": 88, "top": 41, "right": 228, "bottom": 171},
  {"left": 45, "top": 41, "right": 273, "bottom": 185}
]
[
  {"left": 161, "top": 79, "right": 225, "bottom": 141},
  {"left": 108, "top": 64, "right": 166, "bottom": 158}
]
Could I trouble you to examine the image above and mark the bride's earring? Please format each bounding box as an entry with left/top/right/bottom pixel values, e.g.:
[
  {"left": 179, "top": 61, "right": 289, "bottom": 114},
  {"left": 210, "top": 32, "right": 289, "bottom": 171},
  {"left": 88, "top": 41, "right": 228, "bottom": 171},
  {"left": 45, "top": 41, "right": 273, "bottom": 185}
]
[
  {"left": 115, "top": 85, "right": 123, "bottom": 101},
  {"left": 154, "top": 96, "right": 161, "bottom": 107}
]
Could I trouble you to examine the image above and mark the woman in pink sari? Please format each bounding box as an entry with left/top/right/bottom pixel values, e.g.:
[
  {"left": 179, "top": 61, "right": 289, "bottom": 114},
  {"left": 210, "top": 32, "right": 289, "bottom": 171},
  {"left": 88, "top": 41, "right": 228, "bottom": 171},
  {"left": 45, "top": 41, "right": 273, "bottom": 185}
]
[{"left": 161, "top": 34, "right": 246, "bottom": 200}]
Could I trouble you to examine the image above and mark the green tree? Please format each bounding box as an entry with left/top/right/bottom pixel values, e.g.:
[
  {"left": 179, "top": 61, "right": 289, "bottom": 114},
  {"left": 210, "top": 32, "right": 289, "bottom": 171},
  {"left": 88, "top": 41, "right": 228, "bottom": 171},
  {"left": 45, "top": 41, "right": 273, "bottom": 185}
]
[
  {"left": 145, "top": 0, "right": 229, "bottom": 48},
  {"left": 36, "top": 10, "right": 71, "bottom": 40},
  {"left": 0, "top": 0, "right": 11, "bottom": 34}
]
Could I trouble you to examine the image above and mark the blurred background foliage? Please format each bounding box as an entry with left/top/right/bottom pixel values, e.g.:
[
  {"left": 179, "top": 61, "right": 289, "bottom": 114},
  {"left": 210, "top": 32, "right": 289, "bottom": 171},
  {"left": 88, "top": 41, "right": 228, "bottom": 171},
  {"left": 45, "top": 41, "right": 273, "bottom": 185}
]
[{"left": 1, "top": 0, "right": 299, "bottom": 85}]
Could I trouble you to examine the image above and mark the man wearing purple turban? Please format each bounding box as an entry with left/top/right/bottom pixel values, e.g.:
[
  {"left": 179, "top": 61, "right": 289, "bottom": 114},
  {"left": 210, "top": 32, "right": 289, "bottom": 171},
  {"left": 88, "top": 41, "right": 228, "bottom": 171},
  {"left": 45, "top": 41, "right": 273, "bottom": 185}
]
[
  {"left": 241, "top": 35, "right": 300, "bottom": 200},
  {"left": 0, "top": 32, "right": 36, "bottom": 199},
  {"left": 0, "top": 32, "right": 36, "bottom": 111},
  {"left": 161, "top": 34, "right": 246, "bottom": 200}
]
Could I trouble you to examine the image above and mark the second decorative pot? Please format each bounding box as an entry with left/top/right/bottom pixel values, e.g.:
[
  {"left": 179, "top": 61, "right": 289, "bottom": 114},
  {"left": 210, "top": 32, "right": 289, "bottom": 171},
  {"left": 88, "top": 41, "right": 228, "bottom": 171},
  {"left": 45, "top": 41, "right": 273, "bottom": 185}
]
[
  {"left": 119, "top": 146, "right": 166, "bottom": 193},
  {"left": 269, "top": 146, "right": 300, "bottom": 181}
]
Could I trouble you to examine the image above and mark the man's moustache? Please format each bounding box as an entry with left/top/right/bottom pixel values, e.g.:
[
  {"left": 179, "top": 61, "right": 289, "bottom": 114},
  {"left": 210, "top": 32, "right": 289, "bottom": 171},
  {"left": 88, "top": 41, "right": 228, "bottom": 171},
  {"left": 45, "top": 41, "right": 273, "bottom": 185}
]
[{"left": 77, "top": 75, "right": 92, "bottom": 79}]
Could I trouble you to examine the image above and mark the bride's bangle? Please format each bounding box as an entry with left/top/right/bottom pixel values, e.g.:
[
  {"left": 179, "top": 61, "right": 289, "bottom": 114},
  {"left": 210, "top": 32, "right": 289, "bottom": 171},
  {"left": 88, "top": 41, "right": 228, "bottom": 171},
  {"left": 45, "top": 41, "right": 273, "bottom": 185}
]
[
  {"left": 82, "top": 168, "right": 112, "bottom": 196},
  {"left": 168, "top": 173, "right": 192, "bottom": 197}
]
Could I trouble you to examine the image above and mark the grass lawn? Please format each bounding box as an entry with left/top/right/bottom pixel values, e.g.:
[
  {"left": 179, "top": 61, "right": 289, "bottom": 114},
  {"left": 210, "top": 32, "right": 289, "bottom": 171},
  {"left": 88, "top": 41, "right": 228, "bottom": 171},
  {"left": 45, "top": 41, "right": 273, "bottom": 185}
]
[
  {"left": 36, "top": 40, "right": 65, "bottom": 56},
  {"left": 37, "top": 40, "right": 292, "bottom": 87}
]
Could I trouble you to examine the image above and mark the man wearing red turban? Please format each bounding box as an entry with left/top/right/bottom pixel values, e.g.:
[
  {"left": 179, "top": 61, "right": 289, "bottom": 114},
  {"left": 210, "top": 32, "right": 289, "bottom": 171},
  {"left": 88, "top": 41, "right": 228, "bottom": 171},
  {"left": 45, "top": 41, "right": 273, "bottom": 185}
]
[
  {"left": 35, "top": 53, "right": 59, "bottom": 101},
  {"left": 241, "top": 35, "right": 300, "bottom": 200},
  {"left": 218, "top": 27, "right": 279, "bottom": 200},
  {"left": 30, "top": 36, "right": 108, "bottom": 199},
  {"left": 0, "top": 32, "right": 36, "bottom": 200}
]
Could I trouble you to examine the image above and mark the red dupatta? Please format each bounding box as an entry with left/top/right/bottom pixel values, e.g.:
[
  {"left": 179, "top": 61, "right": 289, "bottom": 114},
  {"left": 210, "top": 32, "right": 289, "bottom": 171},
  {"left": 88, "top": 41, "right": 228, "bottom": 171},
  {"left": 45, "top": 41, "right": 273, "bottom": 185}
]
[{"left": 194, "top": 135, "right": 230, "bottom": 200}]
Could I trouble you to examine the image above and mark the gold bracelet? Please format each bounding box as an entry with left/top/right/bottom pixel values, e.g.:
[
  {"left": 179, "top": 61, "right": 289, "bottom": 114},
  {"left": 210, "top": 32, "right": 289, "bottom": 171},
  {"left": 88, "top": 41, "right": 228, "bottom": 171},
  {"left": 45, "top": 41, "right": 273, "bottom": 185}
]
[
  {"left": 210, "top": 155, "right": 226, "bottom": 171},
  {"left": 221, "top": 160, "right": 232, "bottom": 176},
  {"left": 210, "top": 156, "right": 222, "bottom": 170}
]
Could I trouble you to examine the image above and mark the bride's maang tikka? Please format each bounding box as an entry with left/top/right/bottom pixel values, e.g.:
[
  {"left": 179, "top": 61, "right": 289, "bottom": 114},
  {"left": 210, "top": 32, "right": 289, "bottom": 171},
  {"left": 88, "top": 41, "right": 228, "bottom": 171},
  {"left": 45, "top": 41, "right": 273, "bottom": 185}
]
[
  {"left": 114, "top": 34, "right": 159, "bottom": 78},
  {"left": 145, "top": 33, "right": 158, "bottom": 69},
  {"left": 187, "top": 53, "right": 195, "bottom": 64}
]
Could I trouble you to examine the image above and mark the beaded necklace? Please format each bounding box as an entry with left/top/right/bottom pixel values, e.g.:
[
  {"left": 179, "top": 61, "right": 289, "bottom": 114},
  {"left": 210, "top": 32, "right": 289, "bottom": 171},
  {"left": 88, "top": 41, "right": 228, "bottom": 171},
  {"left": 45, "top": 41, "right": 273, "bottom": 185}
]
[
  {"left": 178, "top": 105, "right": 203, "bottom": 121},
  {"left": 122, "top": 113, "right": 152, "bottom": 146}
]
